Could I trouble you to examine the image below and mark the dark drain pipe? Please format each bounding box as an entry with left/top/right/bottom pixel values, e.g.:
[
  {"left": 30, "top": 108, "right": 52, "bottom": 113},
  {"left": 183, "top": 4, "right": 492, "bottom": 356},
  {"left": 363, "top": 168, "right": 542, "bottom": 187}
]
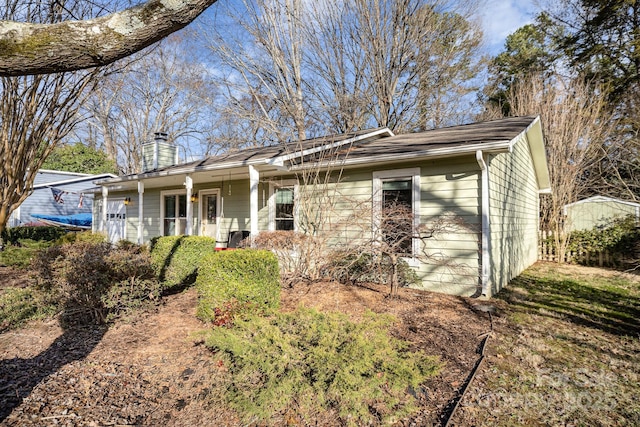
[{"left": 442, "top": 311, "right": 493, "bottom": 427}]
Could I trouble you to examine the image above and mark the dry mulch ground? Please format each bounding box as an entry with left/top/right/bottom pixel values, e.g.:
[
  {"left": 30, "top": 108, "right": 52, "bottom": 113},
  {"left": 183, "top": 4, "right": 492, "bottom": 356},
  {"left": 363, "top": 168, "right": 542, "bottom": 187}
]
[{"left": 0, "top": 268, "right": 492, "bottom": 426}]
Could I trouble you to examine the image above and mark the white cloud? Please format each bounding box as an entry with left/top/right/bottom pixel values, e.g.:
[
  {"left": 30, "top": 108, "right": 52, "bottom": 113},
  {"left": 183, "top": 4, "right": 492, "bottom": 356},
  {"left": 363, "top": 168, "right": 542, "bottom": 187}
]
[{"left": 478, "top": 0, "right": 540, "bottom": 53}]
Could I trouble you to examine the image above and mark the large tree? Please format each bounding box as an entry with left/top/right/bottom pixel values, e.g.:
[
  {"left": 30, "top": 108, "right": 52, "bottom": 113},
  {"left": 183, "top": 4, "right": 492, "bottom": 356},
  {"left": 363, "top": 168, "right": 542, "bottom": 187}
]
[
  {"left": 481, "top": 10, "right": 620, "bottom": 258},
  {"left": 42, "top": 142, "right": 119, "bottom": 175},
  {"left": 75, "top": 36, "right": 217, "bottom": 173},
  {"left": 481, "top": 12, "right": 565, "bottom": 116},
  {"left": 483, "top": 74, "right": 614, "bottom": 261},
  {"left": 550, "top": 0, "right": 640, "bottom": 200},
  {"left": 0, "top": 1, "right": 113, "bottom": 245},
  {"left": 555, "top": 0, "right": 640, "bottom": 103},
  {"left": 0, "top": 0, "right": 218, "bottom": 76},
  {"left": 203, "top": 0, "right": 483, "bottom": 144}
]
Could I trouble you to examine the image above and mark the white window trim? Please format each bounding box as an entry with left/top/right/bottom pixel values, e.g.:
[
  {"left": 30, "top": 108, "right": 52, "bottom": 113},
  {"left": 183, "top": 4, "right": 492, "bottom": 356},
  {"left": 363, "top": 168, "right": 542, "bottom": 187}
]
[
  {"left": 372, "top": 168, "right": 421, "bottom": 265},
  {"left": 268, "top": 180, "right": 298, "bottom": 231},
  {"left": 160, "top": 189, "right": 187, "bottom": 236},
  {"left": 197, "top": 188, "right": 221, "bottom": 239}
]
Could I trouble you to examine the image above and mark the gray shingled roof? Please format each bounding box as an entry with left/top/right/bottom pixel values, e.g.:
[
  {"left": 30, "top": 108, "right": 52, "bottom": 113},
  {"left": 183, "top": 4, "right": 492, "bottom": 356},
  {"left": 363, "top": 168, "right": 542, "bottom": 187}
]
[
  {"left": 148, "top": 127, "right": 387, "bottom": 174},
  {"left": 344, "top": 116, "right": 538, "bottom": 159},
  {"left": 98, "top": 117, "right": 541, "bottom": 187}
]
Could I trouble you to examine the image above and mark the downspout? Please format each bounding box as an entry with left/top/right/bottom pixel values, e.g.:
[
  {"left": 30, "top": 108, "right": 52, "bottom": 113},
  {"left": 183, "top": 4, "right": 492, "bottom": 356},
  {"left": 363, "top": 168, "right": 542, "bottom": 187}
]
[
  {"left": 476, "top": 151, "right": 490, "bottom": 297},
  {"left": 137, "top": 181, "right": 144, "bottom": 244},
  {"left": 249, "top": 165, "right": 259, "bottom": 244}
]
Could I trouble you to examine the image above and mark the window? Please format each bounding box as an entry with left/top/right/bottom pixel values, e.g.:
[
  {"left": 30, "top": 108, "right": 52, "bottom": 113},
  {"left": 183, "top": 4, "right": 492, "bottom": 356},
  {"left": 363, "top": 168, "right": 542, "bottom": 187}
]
[
  {"left": 163, "top": 192, "right": 187, "bottom": 236},
  {"left": 269, "top": 181, "right": 297, "bottom": 231},
  {"left": 373, "top": 168, "right": 420, "bottom": 258},
  {"left": 275, "top": 187, "right": 294, "bottom": 230},
  {"left": 382, "top": 178, "right": 413, "bottom": 254}
]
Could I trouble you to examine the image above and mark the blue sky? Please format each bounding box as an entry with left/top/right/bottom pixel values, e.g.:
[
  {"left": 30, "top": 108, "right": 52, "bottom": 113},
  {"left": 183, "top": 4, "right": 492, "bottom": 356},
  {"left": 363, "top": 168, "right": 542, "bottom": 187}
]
[
  {"left": 197, "top": 0, "right": 542, "bottom": 57},
  {"left": 477, "top": 0, "right": 541, "bottom": 54}
]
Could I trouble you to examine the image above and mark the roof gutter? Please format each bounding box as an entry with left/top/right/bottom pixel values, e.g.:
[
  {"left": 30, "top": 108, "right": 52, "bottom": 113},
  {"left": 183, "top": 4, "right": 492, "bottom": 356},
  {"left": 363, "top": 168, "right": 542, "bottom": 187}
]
[
  {"left": 476, "top": 150, "right": 491, "bottom": 297},
  {"left": 287, "top": 140, "right": 512, "bottom": 173},
  {"left": 96, "top": 128, "right": 396, "bottom": 186},
  {"left": 32, "top": 173, "right": 117, "bottom": 189}
]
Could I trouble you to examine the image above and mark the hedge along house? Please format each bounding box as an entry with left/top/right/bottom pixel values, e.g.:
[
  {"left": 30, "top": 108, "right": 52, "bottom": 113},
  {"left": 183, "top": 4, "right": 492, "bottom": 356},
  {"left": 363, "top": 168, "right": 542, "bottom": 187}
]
[
  {"left": 93, "top": 116, "right": 550, "bottom": 297},
  {"left": 563, "top": 196, "right": 640, "bottom": 231}
]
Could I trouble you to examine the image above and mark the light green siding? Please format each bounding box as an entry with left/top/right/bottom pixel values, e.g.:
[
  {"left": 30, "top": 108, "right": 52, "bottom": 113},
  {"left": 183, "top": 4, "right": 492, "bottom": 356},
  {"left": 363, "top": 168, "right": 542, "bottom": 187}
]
[
  {"left": 141, "top": 142, "right": 177, "bottom": 172},
  {"left": 92, "top": 197, "right": 102, "bottom": 234},
  {"left": 487, "top": 133, "right": 540, "bottom": 296},
  {"left": 217, "top": 179, "right": 251, "bottom": 238},
  {"left": 94, "top": 138, "right": 544, "bottom": 298},
  {"left": 565, "top": 199, "right": 639, "bottom": 231},
  {"left": 301, "top": 159, "right": 482, "bottom": 296},
  {"left": 417, "top": 158, "right": 481, "bottom": 296},
  {"left": 121, "top": 190, "right": 162, "bottom": 242}
]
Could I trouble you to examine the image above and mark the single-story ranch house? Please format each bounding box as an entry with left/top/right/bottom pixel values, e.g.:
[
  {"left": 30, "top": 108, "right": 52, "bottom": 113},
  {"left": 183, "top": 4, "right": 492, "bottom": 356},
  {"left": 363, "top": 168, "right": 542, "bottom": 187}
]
[{"left": 93, "top": 116, "right": 550, "bottom": 297}]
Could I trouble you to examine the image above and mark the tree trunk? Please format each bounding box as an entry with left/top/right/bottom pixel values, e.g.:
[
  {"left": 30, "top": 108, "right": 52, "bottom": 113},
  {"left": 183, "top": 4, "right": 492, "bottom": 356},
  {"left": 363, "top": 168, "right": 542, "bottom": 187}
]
[
  {"left": 389, "top": 254, "right": 399, "bottom": 296},
  {"left": 0, "top": 0, "right": 218, "bottom": 76}
]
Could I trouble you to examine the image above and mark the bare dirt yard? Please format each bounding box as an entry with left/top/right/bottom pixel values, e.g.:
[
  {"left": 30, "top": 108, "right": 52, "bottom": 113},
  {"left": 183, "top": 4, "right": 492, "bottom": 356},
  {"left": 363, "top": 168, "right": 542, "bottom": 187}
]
[
  {"left": 1, "top": 262, "right": 638, "bottom": 426},
  {"left": 0, "top": 267, "right": 492, "bottom": 426}
]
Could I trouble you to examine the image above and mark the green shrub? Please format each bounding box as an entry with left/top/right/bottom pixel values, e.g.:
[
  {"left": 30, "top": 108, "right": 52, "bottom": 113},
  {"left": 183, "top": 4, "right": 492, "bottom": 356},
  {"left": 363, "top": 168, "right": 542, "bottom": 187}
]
[
  {"left": 55, "top": 230, "right": 107, "bottom": 245},
  {"left": 0, "top": 239, "right": 53, "bottom": 269},
  {"left": 32, "top": 241, "right": 157, "bottom": 324},
  {"left": 2, "top": 226, "right": 67, "bottom": 244},
  {"left": 150, "top": 235, "right": 217, "bottom": 290},
  {"left": 567, "top": 216, "right": 640, "bottom": 259},
  {"left": 196, "top": 249, "right": 280, "bottom": 323},
  {"left": 205, "top": 307, "right": 441, "bottom": 425},
  {"left": 0, "top": 287, "right": 58, "bottom": 331},
  {"left": 102, "top": 277, "right": 162, "bottom": 322},
  {"left": 324, "top": 251, "right": 420, "bottom": 287}
]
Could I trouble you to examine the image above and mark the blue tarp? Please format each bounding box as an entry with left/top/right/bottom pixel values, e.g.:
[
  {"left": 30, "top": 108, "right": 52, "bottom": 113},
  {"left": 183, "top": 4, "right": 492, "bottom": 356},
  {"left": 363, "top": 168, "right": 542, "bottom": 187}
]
[{"left": 31, "top": 213, "right": 92, "bottom": 228}]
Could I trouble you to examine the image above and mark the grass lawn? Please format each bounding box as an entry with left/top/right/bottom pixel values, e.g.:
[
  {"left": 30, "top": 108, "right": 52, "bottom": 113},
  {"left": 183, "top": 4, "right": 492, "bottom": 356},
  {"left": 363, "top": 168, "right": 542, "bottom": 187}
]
[
  {"left": 459, "top": 262, "right": 640, "bottom": 426},
  {"left": 0, "top": 239, "right": 52, "bottom": 269}
]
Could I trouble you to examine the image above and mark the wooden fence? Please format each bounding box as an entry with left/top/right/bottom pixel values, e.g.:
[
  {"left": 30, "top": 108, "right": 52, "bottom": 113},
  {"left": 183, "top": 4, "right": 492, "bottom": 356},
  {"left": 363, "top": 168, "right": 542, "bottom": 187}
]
[{"left": 538, "top": 231, "right": 625, "bottom": 268}]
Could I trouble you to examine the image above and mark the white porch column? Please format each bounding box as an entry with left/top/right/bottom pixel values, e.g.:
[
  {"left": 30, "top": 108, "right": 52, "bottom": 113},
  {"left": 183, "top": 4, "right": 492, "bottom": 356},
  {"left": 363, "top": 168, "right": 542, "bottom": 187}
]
[
  {"left": 101, "top": 186, "right": 108, "bottom": 233},
  {"left": 185, "top": 174, "right": 193, "bottom": 235},
  {"left": 249, "top": 165, "right": 259, "bottom": 238},
  {"left": 137, "top": 181, "right": 144, "bottom": 244}
]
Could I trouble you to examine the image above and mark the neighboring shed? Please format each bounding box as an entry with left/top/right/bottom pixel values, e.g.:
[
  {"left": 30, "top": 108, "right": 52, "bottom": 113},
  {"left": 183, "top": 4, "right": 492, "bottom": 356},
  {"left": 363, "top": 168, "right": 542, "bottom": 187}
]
[
  {"left": 9, "top": 170, "right": 117, "bottom": 227},
  {"left": 564, "top": 196, "right": 640, "bottom": 231},
  {"left": 94, "top": 116, "right": 549, "bottom": 297}
]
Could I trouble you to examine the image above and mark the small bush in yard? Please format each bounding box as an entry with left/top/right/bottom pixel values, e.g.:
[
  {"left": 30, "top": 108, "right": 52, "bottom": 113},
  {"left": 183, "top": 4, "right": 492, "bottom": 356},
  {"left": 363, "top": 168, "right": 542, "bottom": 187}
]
[
  {"left": 0, "top": 287, "right": 57, "bottom": 331},
  {"left": 32, "top": 241, "right": 158, "bottom": 324},
  {"left": 250, "top": 230, "right": 320, "bottom": 283},
  {"left": 55, "top": 230, "right": 107, "bottom": 245},
  {"left": 324, "top": 251, "right": 420, "bottom": 287},
  {"left": 0, "top": 239, "right": 52, "bottom": 269},
  {"left": 102, "top": 277, "right": 162, "bottom": 322},
  {"left": 196, "top": 249, "right": 280, "bottom": 323},
  {"left": 568, "top": 216, "right": 640, "bottom": 260},
  {"left": 150, "top": 235, "right": 217, "bottom": 290},
  {"left": 205, "top": 307, "right": 441, "bottom": 425}
]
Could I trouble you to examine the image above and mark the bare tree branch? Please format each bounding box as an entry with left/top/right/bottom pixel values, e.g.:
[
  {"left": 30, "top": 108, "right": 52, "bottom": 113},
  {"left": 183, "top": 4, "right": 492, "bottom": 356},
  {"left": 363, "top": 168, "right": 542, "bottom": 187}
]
[{"left": 0, "top": 0, "right": 218, "bottom": 76}]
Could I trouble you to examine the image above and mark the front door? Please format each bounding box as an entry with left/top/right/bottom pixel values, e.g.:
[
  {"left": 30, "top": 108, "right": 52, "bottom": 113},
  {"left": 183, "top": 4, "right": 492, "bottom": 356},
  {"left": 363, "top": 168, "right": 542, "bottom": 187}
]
[
  {"left": 200, "top": 192, "right": 219, "bottom": 239},
  {"left": 106, "top": 199, "right": 126, "bottom": 243}
]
